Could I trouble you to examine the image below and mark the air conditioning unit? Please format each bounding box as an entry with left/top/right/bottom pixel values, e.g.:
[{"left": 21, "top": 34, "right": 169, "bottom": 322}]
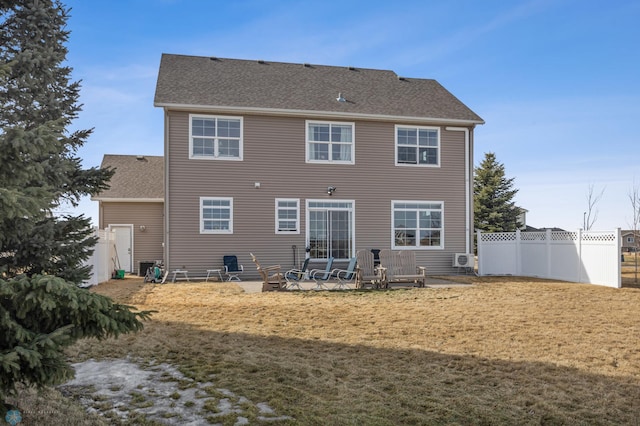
[{"left": 453, "top": 253, "right": 474, "bottom": 268}]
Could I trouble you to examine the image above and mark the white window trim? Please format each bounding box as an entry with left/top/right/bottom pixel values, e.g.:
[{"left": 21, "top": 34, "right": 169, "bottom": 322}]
[
  {"left": 305, "top": 120, "right": 355, "bottom": 165},
  {"left": 394, "top": 125, "right": 441, "bottom": 167},
  {"left": 189, "top": 114, "right": 244, "bottom": 161},
  {"left": 305, "top": 199, "right": 356, "bottom": 260},
  {"left": 275, "top": 198, "right": 300, "bottom": 234},
  {"left": 200, "top": 197, "right": 233, "bottom": 234},
  {"left": 391, "top": 200, "right": 444, "bottom": 250}
]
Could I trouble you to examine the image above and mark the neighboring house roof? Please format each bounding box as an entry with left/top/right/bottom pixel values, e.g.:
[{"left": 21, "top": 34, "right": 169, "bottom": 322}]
[
  {"left": 93, "top": 155, "right": 164, "bottom": 201},
  {"left": 154, "top": 54, "right": 484, "bottom": 125},
  {"left": 525, "top": 226, "right": 567, "bottom": 232}
]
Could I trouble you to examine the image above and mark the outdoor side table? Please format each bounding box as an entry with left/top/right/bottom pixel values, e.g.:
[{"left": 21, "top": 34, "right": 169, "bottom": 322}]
[
  {"left": 171, "top": 270, "right": 189, "bottom": 283},
  {"left": 205, "top": 269, "right": 223, "bottom": 282}
]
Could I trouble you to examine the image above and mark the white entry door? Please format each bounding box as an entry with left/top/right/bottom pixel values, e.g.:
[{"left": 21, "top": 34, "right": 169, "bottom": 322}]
[{"left": 110, "top": 225, "right": 133, "bottom": 273}]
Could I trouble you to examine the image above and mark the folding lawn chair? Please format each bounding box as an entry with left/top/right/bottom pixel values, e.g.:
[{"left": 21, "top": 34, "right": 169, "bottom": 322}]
[
  {"left": 309, "top": 257, "right": 334, "bottom": 290},
  {"left": 284, "top": 257, "right": 310, "bottom": 290},
  {"left": 330, "top": 257, "right": 357, "bottom": 290}
]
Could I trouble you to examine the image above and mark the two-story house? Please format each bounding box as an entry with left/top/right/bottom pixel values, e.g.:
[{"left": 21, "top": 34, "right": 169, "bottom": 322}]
[
  {"left": 153, "top": 54, "right": 484, "bottom": 276},
  {"left": 622, "top": 230, "right": 639, "bottom": 252}
]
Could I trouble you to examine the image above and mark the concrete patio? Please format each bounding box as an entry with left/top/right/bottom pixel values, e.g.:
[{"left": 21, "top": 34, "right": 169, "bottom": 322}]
[{"left": 225, "top": 277, "right": 473, "bottom": 293}]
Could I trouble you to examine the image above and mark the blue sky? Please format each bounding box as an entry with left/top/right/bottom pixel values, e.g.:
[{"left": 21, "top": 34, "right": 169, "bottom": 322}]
[{"left": 61, "top": 0, "right": 640, "bottom": 231}]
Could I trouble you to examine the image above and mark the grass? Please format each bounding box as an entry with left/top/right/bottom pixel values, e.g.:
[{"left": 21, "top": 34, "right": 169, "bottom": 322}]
[
  {"left": 9, "top": 259, "right": 640, "bottom": 424},
  {"left": 622, "top": 251, "right": 640, "bottom": 288}
]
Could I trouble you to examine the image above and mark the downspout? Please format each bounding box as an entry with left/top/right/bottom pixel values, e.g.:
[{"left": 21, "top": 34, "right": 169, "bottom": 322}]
[
  {"left": 446, "top": 126, "right": 472, "bottom": 254},
  {"left": 292, "top": 245, "right": 297, "bottom": 270},
  {"left": 164, "top": 109, "right": 170, "bottom": 269}
]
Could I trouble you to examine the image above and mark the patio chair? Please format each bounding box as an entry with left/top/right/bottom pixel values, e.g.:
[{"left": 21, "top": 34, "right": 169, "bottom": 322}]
[
  {"left": 223, "top": 255, "right": 244, "bottom": 281},
  {"left": 329, "top": 257, "right": 357, "bottom": 290},
  {"left": 355, "top": 250, "right": 380, "bottom": 289},
  {"left": 397, "top": 251, "right": 426, "bottom": 287},
  {"left": 309, "top": 257, "right": 334, "bottom": 290},
  {"left": 249, "top": 253, "right": 285, "bottom": 291},
  {"left": 378, "top": 249, "right": 426, "bottom": 288},
  {"left": 283, "top": 257, "right": 310, "bottom": 290}
]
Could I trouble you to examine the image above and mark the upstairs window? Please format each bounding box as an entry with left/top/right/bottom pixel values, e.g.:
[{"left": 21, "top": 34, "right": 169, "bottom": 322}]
[
  {"left": 392, "top": 201, "right": 443, "bottom": 249},
  {"left": 190, "top": 115, "right": 243, "bottom": 160},
  {"left": 306, "top": 121, "right": 354, "bottom": 164},
  {"left": 396, "top": 126, "right": 439, "bottom": 166},
  {"left": 275, "top": 199, "right": 300, "bottom": 234}
]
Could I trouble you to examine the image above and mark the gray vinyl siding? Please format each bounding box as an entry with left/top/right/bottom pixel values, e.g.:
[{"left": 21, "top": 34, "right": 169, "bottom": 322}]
[
  {"left": 101, "top": 202, "right": 164, "bottom": 274},
  {"left": 166, "top": 111, "right": 472, "bottom": 277}
]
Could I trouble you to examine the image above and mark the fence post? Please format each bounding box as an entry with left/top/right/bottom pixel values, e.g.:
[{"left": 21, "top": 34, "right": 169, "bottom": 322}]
[
  {"left": 477, "top": 230, "right": 483, "bottom": 276},
  {"left": 577, "top": 229, "right": 583, "bottom": 283},
  {"left": 615, "top": 228, "right": 621, "bottom": 288},
  {"left": 546, "top": 229, "right": 552, "bottom": 279},
  {"left": 515, "top": 229, "right": 521, "bottom": 275}
]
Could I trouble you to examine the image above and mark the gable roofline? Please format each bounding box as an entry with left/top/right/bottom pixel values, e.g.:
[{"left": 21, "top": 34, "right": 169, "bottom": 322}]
[
  {"left": 154, "top": 102, "right": 484, "bottom": 126},
  {"left": 154, "top": 54, "right": 484, "bottom": 124}
]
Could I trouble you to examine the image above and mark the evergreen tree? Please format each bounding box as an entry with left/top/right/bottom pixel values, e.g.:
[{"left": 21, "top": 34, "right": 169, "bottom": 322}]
[
  {"left": 474, "top": 152, "right": 521, "bottom": 232},
  {"left": 0, "top": 0, "right": 151, "bottom": 415}
]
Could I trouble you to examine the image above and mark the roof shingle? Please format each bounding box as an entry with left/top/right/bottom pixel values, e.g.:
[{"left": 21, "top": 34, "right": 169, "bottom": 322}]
[
  {"left": 154, "top": 54, "right": 483, "bottom": 124},
  {"left": 94, "top": 155, "right": 164, "bottom": 200}
]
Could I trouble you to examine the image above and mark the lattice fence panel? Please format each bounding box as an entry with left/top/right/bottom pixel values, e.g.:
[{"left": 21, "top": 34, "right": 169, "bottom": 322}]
[
  {"left": 479, "top": 232, "right": 516, "bottom": 242},
  {"left": 550, "top": 232, "right": 578, "bottom": 241},
  {"left": 521, "top": 232, "right": 546, "bottom": 241},
  {"left": 582, "top": 232, "right": 617, "bottom": 242}
]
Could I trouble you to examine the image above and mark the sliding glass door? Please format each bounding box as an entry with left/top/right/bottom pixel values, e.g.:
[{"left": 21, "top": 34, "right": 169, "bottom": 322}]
[{"left": 307, "top": 201, "right": 354, "bottom": 260}]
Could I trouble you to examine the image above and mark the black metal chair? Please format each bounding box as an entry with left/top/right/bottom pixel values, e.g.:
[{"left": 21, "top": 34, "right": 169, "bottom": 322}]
[{"left": 223, "top": 255, "right": 244, "bottom": 281}]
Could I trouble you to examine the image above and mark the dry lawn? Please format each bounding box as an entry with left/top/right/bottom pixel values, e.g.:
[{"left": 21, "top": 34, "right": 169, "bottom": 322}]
[
  {"left": 623, "top": 252, "right": 640, "bottom": 288},
  {"left": 44, "top": 270, "right": 639, "bottom": 425},
  {"left": 9, "top": 257, "right": 640, "bottom": 425}
]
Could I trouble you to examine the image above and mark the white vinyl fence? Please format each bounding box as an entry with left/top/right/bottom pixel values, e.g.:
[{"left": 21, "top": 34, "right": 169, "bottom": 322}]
[
  {"left": 477, "top": 229, "right": 621, "bottom": 288},
  {"left": 82, "top": 228, "right": 115, "bottom": 286}
]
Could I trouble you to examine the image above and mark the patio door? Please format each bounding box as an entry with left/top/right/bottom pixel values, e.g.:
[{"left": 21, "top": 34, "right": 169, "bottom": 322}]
[{"left": 307, "top": 201, "right": 354, "bottom": 260}]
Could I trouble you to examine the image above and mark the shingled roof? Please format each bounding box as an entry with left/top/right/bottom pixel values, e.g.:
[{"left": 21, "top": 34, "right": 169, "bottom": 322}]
[
  {"left": 93, "top": 155, "right": 164, "bottom": 201},
  {"left": 154, "top": 54, "right": 483, "bottom": 125}
]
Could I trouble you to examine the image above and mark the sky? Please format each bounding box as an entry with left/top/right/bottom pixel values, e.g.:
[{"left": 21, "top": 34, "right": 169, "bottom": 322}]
[{"left": 59, "top": 0, "right": 640, "bottom": 231}]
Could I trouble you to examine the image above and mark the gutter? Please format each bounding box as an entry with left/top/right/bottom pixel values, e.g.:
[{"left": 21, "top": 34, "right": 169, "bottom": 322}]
[
  {"left": 153, "top": 102, "right": 485, "bottom": 126},
  {"left": 164, "top": 109, "right": 170, "bottom": 269},
  {"left": 91, "top": 198, "right": 164, "bottom": 203}
]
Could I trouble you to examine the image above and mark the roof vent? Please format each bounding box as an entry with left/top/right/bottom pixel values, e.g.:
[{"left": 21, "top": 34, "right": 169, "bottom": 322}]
[
  {"left": 348, "top": 66, "right": 356, "bottom": 71},
  {"left": 303, "top": 63, "right": 311, "bottom": 68},
  {"left": 336, "top": 92, "right": 346, "bottom": 102},
  {"left": 398, "top": 76, "right": 407, "bottom": 81},
  {"left": 136, "top": 155, "right": 146, "bottom": 161},
  {"left": 257, "top": 59, "right": 265, "bottom": 64},
  {"left": 209, "top": 57, "right": 218, "bottom": 61}
]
